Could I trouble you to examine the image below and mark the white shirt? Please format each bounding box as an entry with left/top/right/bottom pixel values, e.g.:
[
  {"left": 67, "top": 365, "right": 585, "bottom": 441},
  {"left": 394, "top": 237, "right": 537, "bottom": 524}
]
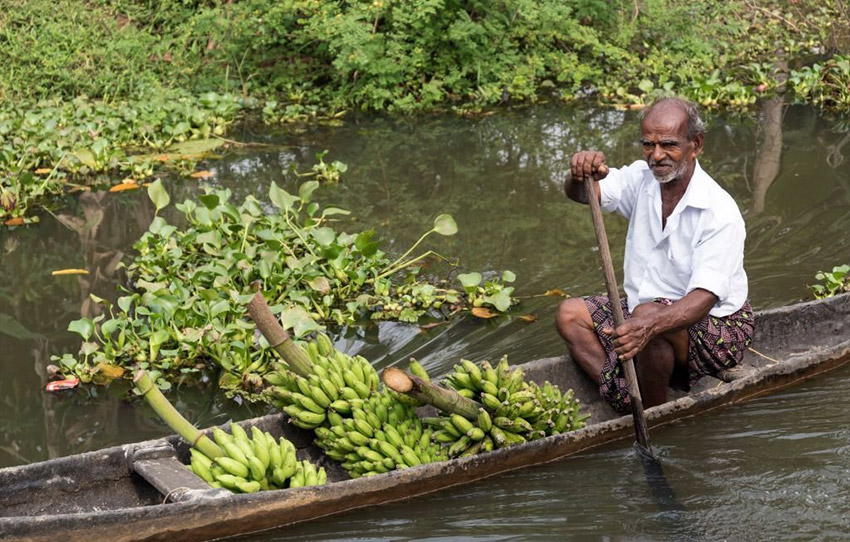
[{"left": 600, "top": 159, "right": 748, "bottom": 317}]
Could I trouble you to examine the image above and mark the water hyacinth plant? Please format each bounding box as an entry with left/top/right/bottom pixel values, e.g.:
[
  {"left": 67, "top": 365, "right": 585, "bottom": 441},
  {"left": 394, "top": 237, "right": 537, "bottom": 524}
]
[
  {"left": 810, "top": 264, "right": 850, "bottom": 299},
  {"left": 52, "top": 181, "right": 518, "bottom": 391}
]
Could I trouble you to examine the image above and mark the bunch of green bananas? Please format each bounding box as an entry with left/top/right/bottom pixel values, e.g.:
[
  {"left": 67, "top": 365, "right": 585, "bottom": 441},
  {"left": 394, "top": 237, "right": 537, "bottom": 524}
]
[
  {"left": 262, "top": 335, "right": 444, "bottom": 477},
  {"left": 312, "top": 389, "right": 448, "bottom": 477},
  {"left": 428, "top": 356, "right": 589, "bottom": 456},
  {"left": 263, "top": 334, "right": 379, "bottom": 430},
  {"left": 187, "top": 423, "right": 327, "bottom": 493}
]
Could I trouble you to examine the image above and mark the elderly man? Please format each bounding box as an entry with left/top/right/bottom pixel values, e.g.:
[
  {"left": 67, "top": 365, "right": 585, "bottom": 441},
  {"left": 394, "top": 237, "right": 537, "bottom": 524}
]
[{"left": 556, "top": 97, "right": 754, "bottom": 414}]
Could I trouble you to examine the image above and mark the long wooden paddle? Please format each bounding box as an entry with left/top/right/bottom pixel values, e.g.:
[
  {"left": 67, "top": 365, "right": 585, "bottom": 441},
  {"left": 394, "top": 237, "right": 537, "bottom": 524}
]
[{"left": 583, "top": 165, "right": 654, "bottom": 457}]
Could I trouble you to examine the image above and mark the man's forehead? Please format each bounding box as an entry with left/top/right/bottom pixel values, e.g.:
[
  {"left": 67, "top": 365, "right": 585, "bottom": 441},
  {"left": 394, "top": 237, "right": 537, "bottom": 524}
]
[{"left": 641, "top": 105, "right": 688, "bottom": 138}]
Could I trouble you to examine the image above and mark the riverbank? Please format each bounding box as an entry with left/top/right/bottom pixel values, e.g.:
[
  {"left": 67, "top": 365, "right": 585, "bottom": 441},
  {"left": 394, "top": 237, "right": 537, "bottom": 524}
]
[{"left": 1, "top": 0, "right": 848, "bottom": 222}]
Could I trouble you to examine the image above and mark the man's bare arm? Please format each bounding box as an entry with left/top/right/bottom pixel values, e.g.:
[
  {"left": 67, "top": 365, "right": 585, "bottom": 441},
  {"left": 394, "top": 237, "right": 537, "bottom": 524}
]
[{"left": 605, "top": 288, "right": 718, "bottom": 360}]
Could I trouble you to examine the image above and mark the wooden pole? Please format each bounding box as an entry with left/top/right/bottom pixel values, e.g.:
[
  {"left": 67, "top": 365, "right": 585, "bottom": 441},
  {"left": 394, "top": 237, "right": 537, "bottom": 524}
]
[
  {"left": 133, "top": 370, "right": 225, "bottom": 459},
  {"left": 246, "top": 292, "right": 313, "bottom": 377},
  {"left": 583, "top": 166, "right": 654, "bottom": 456},
  {"left": 382, "top": 367, "right": 483, "bottom": 420}
]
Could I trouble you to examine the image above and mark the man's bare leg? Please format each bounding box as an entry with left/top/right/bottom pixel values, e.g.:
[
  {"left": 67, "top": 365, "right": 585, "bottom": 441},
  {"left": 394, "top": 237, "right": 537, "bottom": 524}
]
[
  {"left": 555, "top": 298, "right": 606, "bottom": 384},
  {"left": 556, "top": 298, "right": 691, "bottom": 408},
  {"left": 631, "top": 302, "right": 690, "bottom": 408}
]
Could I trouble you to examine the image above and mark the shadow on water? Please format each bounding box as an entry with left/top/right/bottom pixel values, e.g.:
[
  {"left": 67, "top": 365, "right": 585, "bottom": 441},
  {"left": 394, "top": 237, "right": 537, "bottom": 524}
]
[{"left": 633, "top": 443, "right": 692, "bottom": 540}]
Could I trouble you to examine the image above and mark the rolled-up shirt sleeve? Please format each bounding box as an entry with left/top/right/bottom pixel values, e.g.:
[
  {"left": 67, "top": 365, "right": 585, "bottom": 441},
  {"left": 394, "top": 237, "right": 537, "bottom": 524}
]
[
  {"left": 686, "top": 214, "right": 746, "bottom": 303},
  {"left": 600, "top": 160, "right": 646, "bottom": 220}
]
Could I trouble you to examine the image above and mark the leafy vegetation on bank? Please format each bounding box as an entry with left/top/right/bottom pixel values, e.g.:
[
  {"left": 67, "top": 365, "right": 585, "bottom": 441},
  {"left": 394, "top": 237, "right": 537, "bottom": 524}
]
[
  {"left": 50, "top": 182, "right": 518, "bottom": 391},
  {"left": 2, "top": 0, "right": 850, "bottom": 222}
]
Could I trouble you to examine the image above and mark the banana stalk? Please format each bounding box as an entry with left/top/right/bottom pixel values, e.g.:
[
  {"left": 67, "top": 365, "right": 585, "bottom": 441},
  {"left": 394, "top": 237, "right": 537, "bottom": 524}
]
[
  {"left": 381, "top": 367, "right": 482, "bottom": 420},
  {"left": 133, "top": 370, "right": 225, "bottom": 460},
  {"left": 247, "top": 291, "right": 313, "bottom": 377}
]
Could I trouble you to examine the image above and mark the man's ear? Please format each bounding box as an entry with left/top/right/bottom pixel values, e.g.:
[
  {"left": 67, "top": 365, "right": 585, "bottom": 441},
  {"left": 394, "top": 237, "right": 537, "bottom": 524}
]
[{"left": 691, "top": 133, "right": 704, "bottom": 157}]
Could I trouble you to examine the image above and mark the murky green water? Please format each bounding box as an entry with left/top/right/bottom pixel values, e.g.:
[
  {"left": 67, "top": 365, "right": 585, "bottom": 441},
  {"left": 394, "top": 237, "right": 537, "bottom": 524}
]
[{"left": 1, "top": 102, "right": 849, "bottom": 540}]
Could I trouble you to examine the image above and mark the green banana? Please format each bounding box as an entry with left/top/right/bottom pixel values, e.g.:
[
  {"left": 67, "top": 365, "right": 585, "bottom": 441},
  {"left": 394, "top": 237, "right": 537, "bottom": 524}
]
[
  {"left": 408, "top": 359, "right": 430, "bottom": 382},
  {"left": 480, "top": 392, "right": 502, "bottom": 411},
  {"left": 448, "top": 436, "right": 472, "bottom": 457},
  {"left": 480, "top": 380, "right": 500, "bottom": 397},
  {"left": 222, "top": 441, "right": 250, "bottom": 467},
  {"left": 449, "top": 372, "right": 474, "bottom": 391},
  {"left": 251, "top": 427, "right": 271, "bottom": 471},
  {"left": 460, "top": 360, "right": 482, "bottom": 388},
  {"left": 247, "top": 455, "right": 266, "bottom": 481},
  {"left": 466, "top": 427, "right": 486, "bottom": 441},
  {"left": 235, "top": 479, "right": 262, "bottom": 493},
  {"left": 189, "top": 449, "right": 215, "bottom": 483},
  {"left": 316, "top": 333, "right": 334, "bottom": 357},
  {"left": 477, "top": 408, "right": 492, "bottom": 432},
  {"left": 305, "top": 340, "right": 320, "bottom": 365},
  {"left": 292, "top": 391, "right": 325, "bottom": 415},
  {"left": 215, "top": 456, "right": 249, "bottom": 478},
  {"left": 216, "top": 473, "right": 249, "bottom": 491},
  {"left": 399, "top": 445, "right": 421, "bottom": 467},
  {"left": 449, "top": 414, "right": 475, "bottom": 434},
  {"left": 347, "top": 430, "right": 370, "bottom": 446},
  {"left": 319, "top": 377, "right": 340, "bottom": 402}
]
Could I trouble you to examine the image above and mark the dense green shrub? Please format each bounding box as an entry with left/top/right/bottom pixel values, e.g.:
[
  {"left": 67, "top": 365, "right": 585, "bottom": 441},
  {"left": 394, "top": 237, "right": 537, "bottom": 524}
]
[{"left": 1, "top": 0, "right": 849, "bottom": 221}]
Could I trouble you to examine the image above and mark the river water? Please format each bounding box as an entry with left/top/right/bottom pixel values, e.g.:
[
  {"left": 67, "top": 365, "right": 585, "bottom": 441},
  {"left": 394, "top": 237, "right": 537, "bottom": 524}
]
[{"left": 1, "top": 102, "right": 848, "bottom": 540}]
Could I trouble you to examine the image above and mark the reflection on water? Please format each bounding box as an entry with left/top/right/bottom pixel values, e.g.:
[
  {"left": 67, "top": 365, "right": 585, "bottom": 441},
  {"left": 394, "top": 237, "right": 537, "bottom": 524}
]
[{"left": 0, "top": 104, "right": 848, "bottom": 539}]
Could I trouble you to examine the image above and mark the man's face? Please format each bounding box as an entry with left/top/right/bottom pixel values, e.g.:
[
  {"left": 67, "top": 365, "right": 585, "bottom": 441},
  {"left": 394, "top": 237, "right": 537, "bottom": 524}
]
[{"left": 639, "top": 106, "right": 703, "bottom": 185}]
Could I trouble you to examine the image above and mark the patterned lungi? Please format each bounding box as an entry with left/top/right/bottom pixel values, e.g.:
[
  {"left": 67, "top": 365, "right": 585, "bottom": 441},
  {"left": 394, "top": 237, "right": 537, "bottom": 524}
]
[{"left": 584, "top": 295, "right": 755, "bottom": 414}]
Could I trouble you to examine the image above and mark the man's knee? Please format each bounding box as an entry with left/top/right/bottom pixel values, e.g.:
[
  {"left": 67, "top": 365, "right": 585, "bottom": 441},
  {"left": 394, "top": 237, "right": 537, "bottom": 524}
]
[
  {"left": 631, "top": 301, "right": 665, "bottom": 319},
  {"left": 555, "top": 298, "right": 592, "bottom": 335}
]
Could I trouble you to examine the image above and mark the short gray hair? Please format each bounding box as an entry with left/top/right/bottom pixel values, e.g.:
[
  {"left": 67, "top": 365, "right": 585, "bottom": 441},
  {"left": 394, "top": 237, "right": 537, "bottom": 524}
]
[{"left": 641, "top": 97, "right": 706, "bottom": 141}]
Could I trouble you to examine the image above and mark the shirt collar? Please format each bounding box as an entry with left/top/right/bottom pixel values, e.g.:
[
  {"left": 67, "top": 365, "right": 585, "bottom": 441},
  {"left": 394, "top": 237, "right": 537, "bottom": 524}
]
[{"left": 642, "top": 159, "right": 712, "bottom": 210}]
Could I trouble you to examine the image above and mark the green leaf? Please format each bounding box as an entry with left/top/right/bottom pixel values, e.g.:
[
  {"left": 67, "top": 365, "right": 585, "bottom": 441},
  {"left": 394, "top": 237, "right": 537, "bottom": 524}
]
[
  {"left": 355, "top": 231, "right": 380, "bottom": 256},
  {"left": 149, "top": 330, "right": 170, "bottom": 348},
  {"left": 198, "top": 194, "right": 220, "bottom": 210},
  {"left": 149, "top": 294, "right": 180, "bottom": 317},
  {"left": 321, "top": 207, "right": 350, "bottom": 218},
  {"left": 299, "top": 180, "right": 320, "bottom": 203},
  {"left": 117, "top": 295, "right": 135, "bottom": 314},
  {"left": 458, "top": 272, "right": 482, "bottom": 289},
  {"left": 147, "top": 180, "right": 170, "bottom": 213},
  {"left": 148, "top": 216, "right": 167, "bottom": 235},
  {"left": 210, "top": 299, "right": 230, "bottom": 317},
  {"left": 73, "top": 149, "right": 97, "bottom": 169},
  {"left": 433, "top": 214, "right": 458, "bottom": 236},
  {"left": 68, "top": 318, "right": 95, "bottom": 340},
  {"left": 281, "top": 306, "right": 321, "bottom": 338},
  {"left": 269, "top": 182, "right": 298, "bottom": 211},
  {"left": 311, "top": 227, "right": 336, "bottom": 246},
  {"left": 308, "top": 276, "right": 331, "bottom": 294},
  {"left": 100, "top": 319, "right": 122, "bottom": 337},
  {"left": 502, "top": 270, "right": 516, "bottom": 283},
  {"left": 487, "top": 290, "right": 513, "bottom": 312}
]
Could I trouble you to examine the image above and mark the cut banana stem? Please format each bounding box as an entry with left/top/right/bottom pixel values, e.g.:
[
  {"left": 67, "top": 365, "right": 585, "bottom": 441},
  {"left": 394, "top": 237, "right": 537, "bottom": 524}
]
[
  {"left": 246, "top": 291, "right": 313, "bottom": 377},
  {"left": 134, "top": 370, "right": 225, "bottom": 460},
  {"left": 381, "top": 367, "right": 482, "bottom": 420}
]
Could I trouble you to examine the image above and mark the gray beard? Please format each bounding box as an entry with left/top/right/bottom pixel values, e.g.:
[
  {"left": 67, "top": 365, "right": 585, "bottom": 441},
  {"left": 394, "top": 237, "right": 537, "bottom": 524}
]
[{"left": 649, "top": 159, "right": 687, "bottom": 184}]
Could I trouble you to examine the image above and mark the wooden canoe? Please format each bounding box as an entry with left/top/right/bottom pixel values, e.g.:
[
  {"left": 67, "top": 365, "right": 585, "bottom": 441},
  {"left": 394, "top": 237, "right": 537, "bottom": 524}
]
[{"left": 1, "top": 293, "right": 848, "bottom": 542}]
